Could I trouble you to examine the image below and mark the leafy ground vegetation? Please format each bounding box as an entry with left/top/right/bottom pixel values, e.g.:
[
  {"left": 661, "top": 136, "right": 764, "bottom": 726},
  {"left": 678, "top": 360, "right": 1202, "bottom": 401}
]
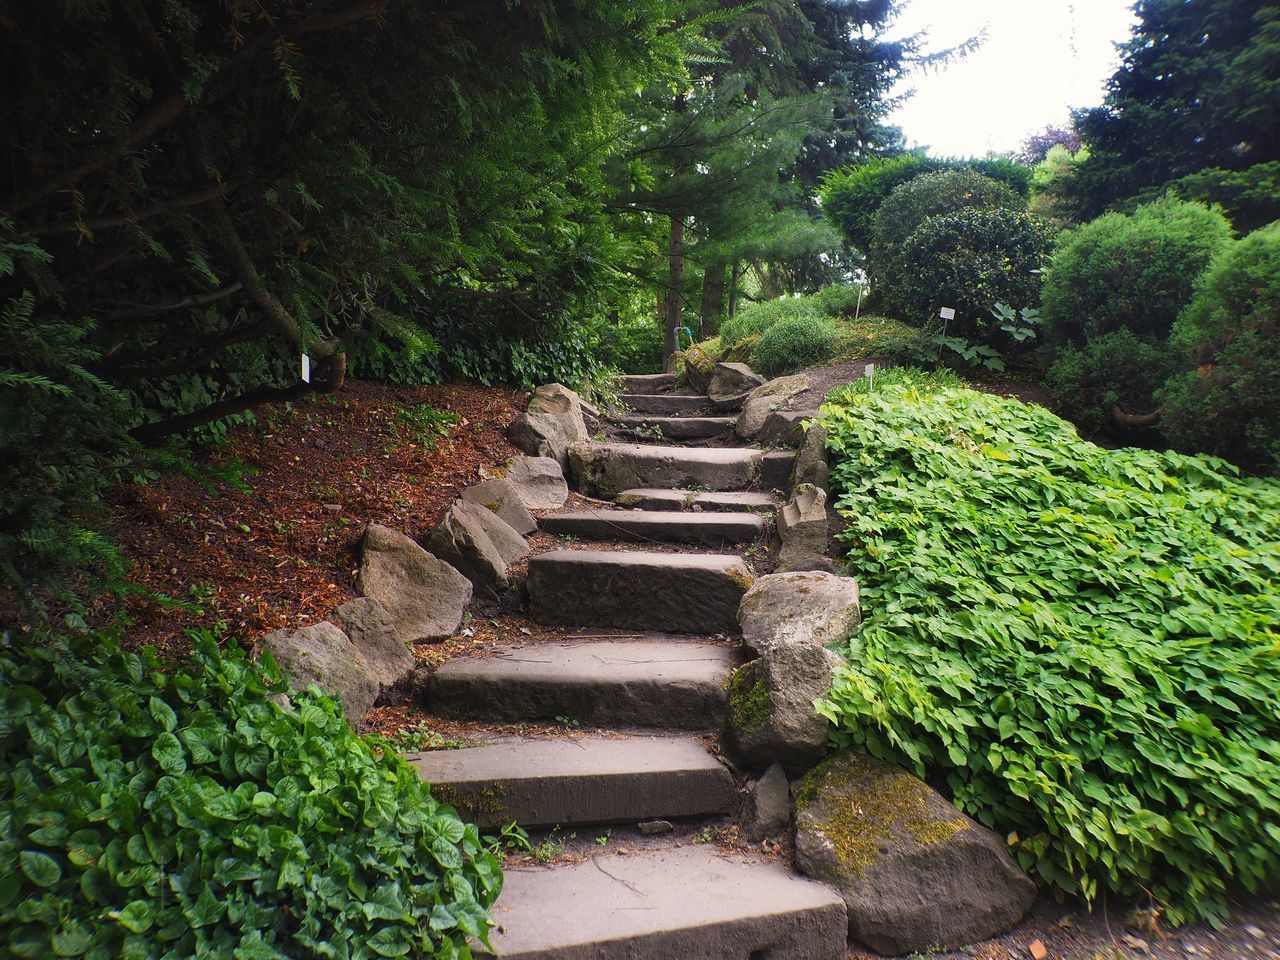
[
  {"left": 0, "top": 633, "right": 502, "bottom": 959},
  {"left": 818, "top": 381, "right": 1280, "bottom": 924}
]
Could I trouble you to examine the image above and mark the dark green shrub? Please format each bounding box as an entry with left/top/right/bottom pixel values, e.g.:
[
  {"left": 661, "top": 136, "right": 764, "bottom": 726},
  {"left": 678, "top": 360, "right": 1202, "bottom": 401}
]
[
  {"left": 809, "top": 284, "right": 864, "bottom": 317},
  {"left": 870, "top": 171, "right": 1025, "bottom": 320},
  {"left": 753, "top": 315, "right": 836, "bottom": 375},
  {"left": 1160, "top": 223, "right": 1280, "bottom": 471},
  {"left": 1149, "top": 162, "right": 1280, "bottom": 235},
  {"left": 1046, "top": 329, "right": 1178, "bottom": 434},
  {"left": 0, "top": 632, "right": 502, "bottom": 958},
  {"left": 821, "top": 155, "right": 1032, "bottom": 252},
  {"left": 820, "top": 383, "right": 1280, "bottom": 923},
  {"left": 599, "top": 319, "right": 664, "bottom": 374},
  {"left": 895, "top": 208, "right": 1054, "bottom": 339},
  {"left": 719, "top": 297, "right": 823, "bottom": 348},
  {"left": 1041, "top": 198, "right": 1233, "bottom": 342}
]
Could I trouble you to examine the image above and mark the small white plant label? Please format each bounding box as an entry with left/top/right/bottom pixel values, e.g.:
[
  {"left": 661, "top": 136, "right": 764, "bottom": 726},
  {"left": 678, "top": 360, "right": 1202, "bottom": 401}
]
[
  {"left": 300, "top": 353, "right": 311, "bottom": 383},
  {"left": 865, "top": 363, "right": 875, "bottom": 392},
  {"left": 939, "top": 307, "right": 956, "bottom": 320}
]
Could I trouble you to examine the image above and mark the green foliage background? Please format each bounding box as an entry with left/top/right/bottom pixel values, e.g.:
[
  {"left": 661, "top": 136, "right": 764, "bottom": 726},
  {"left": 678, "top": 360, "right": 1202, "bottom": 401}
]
[
  {"left": 0, "top": 633, "right": 501, "bottom": 958},
  {"left": 819, "top": 383, "right": 1280, "bottom": 922}
]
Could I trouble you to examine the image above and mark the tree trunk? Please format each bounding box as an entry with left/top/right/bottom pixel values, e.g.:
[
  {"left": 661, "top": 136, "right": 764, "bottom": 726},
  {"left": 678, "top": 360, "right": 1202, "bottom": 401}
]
[
  {"left": 727, "top": 259, "right": 741, "bottom": 319},
  {"left": 699, "top": 261, "right": 725, "bottom": 338},
  {"left": 663, "top": 211, "right": 685, "bottom": 368}
]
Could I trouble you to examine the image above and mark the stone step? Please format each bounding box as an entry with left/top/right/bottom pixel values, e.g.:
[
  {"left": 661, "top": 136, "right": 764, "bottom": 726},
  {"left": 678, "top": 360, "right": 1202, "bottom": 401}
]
[
  {"left": 615, "top": 488, "right": 777, "bottom": 513},
  {"left": 569, "top": 441, "right": 762, "bottom": 498},
  {"left": 621, "top": 373, "right": 677, "bottom": 393},
  {"left": 528, "top": 550, "right": 752, "bottom": 633},
  {"left": 479, "top": 845, "right": 848, "bottom": 960},
  {"left": 540, "top": 510, "right": 766, "bottom": 545},
  {"left": 411, "top": 736, "right": 735, "bottom": 829},
  {"left": 615, "top": 415, "right": 735, "bottom": 440},
  {"left": 620, "top": 393, "right": 708, "bottom": 415},
  {"left": 428, "top": 639, "right": 737, "bottom": 729}
]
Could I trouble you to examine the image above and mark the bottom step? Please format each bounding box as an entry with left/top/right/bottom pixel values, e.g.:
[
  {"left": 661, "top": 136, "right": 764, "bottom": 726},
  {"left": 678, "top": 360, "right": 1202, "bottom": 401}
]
[{"left": 481, "top": 846, "right": 847, "bottom": 959}]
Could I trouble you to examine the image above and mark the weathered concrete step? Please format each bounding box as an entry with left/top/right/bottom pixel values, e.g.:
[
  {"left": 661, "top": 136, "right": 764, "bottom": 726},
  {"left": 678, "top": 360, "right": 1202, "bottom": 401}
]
[
  {"left": 621, "top": 393, "right": 707, "bottom": 415},
  {"left": 529, "top": 550, "right": 751, "bottom": 633},
  {"left": 540, "top": 509, "right": 766, "bottom": 545},
  {"left": 411, "top": 736, "right": 735, "bottom": 829},
  {"left": 569, "top": 441, "right": 762, "bottom": 498},
  {"left": 615, "top": 488, "right": 777, "bottom": 513},
  {"left": 479, "top": 845, "right": 848, "bottom": 960},
  {"left": 615, "top": 415, "right": 735, "bottom": 439},
  {"left": 428, "top": 639, "right": 736, "bottom": 728},
  {"left": 621, "top": 373, "right": 677, "bottom": 393}
]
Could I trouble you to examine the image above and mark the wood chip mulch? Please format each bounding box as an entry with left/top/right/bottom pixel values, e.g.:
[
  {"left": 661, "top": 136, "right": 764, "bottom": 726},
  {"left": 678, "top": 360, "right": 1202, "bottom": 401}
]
[{"left": 94, "top": 380, "right": 524, "bottom": 659}]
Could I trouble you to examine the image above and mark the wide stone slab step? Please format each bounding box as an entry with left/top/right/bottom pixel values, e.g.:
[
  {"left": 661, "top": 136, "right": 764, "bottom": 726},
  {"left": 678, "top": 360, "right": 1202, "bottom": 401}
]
[
  {"left": 540, "top": 509, "right": 766, "bottom": 545},
  {"left": 479, "top": 845, "right": 848, "bottom": 960},
  {"left": 615, "top": 415, "right": 735, "bottom": 440},
  {"left": 569, "top": 441, "right": 762, "bottom": 498},
  {"left": 621, "top": 393, "right": 708, "bottom": 415},
  {"left": 615, "top": 488, "right": 777, "bottom": 513},
  {"left": 411, "top": 736, "right": 735, "bottom": 829},
  {"left": 621, "top": 373, "right": 677, "bottom": 393},
  {"left": 528, "top": 550, "right": 752, "bottom": 633},
  {"left": 428, "top": 639, "right": 737, "bottom": 728}
]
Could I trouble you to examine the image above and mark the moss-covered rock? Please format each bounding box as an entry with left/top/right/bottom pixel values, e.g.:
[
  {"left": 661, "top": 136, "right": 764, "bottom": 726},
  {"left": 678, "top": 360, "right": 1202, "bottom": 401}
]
[
  {"left": 795, "top": 753, "right": 1036, "bottom": 955},
  {"left": 684, "top": 344, "right": 718, "bottom": 392},
  {"left": 725, "top": 644, "right": 843, "bottom": 768}
]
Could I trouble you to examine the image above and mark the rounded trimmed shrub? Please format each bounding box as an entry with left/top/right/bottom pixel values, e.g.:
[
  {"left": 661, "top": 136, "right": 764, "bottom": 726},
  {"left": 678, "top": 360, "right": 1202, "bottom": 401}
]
[
  {"left": 896, "top": 207, "right": 1054, "bottom": 339},
  {"left": 870, "top": 170, "right": 1025, "bottom": 320},
  {"left": 719, "top": 296, "right": 822, "bottom": 347},
  {"left": 1159, "top": 222, "right": 1280, "bottom": 471},
  {"left": 1041, "top": 197, "right": 1233, "bottom": 342},
  {"left": 1046, "top": 328, "right": 1178, "bottom": 435},
  {"left": 753, "top": 315, "right": 836, "bottom": 376}
]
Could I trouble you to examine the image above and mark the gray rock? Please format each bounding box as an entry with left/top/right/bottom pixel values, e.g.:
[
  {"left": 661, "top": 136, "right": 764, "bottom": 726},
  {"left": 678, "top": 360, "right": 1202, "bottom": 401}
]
[
  {"left": 759, "top": 409, "right": 820, "bottom": 448},
  {"left": 684, "top": 345, "right": 718, "bottom": 393},
  {"left": 428, "top": 500, "right": 529, "bottom": 589},
  {"left": 735, "top": 396, "right": 779, "bottom": 440},
  {"left": 745, "top": 763, "right": 792, "bottom": 842},
  {"left": 747, "top": 373, "right": 812, "bottom": 404},
  {"left": 738, "top": 571, "right": 861, "bottom": 659},
  {"left": 528, "top": 382, "right": 600, "bottom": 432},
  {"left": 708, "top": 362, "right": 767, "bottom": 410},
  {"left": 486, "top": 455, "right": 569, "bottom": 511},
  {"left": 777, "top": 483, "right": 828, "bottom": 564},
  {"left": 792, "top": 421, "right": 829, "bottom": 493},
  {"left": 459, "top": 477, "right": 537, "bottom": 535},
  {"left": 261, "top": 621, "right": 380, "bottom": 725},
  {"left": 639, "top": 819, "right": 675, "bottom": 835},
  {"left": 776, "top": 554, "right": 838, "bottom": 574},
  {"left": 331, "top": 597, "right": 414, "bottom": 688},
  {"left": 794, "top": 753, "right": 1036, "bottom": 955},
  {"left": 356, "top": 523, "right": 472, "bottom": 642},
  {"left": 726, "top": 644, "right": 843, "bottom": 767},
  {"left": 506, "top": 410, "right": 587, "bottom": 468}
]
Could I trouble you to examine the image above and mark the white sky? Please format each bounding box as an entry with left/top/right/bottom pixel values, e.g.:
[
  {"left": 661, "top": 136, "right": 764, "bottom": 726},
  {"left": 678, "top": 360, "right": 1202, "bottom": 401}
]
[{"left": 885, "top": 0, "right": 1138, "bottom": 157}]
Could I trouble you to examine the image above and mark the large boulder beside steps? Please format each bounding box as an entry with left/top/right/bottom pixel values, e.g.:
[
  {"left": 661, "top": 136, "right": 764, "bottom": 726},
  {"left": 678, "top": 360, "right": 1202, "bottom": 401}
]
[
  {"left": 744, "top": 762, "right": 792, "bottom": 842},
  {"left": 707, "top": 362, "right": 767, "bottom": 410},
  {"left": 428, "top": 500, "right": 529, "bottom": 590},
  {"left": 726, "top": 644, "right": 844, "bottom": 767},
  {"left": 261, "top": 620, "right": 381, "bottom": 725},
  {"left": 794, "top": 753, "right": 1037, "bottom": 956},
  {"left": 527, "top": 383, "right": 600, "bottom": 432},
  {"left": 791, "top": 421, "right": 829, "bottom": 493},
  {"left": 684, "top": 345, "right": 718, "bottom": 393},
  {"left": 356, "top": 523, "right": 472, "bottom": 641},
  {"left": 331, "top": 597, "right": 415, "bottom": 688},
  {"left": 484, "top": 456, "right": 569, "bottom": 511},
  {"left": 459, "top": 477, "right": 537, "bottom": 535},
  {"left": 506, "top": 410, "right": 587, "bottom": 469},
  {"left": 759, "top": 409, "right": 819, "bottom": 449},
  {"left": 738, "top": 571, "right": 861, "bottom": 658}
]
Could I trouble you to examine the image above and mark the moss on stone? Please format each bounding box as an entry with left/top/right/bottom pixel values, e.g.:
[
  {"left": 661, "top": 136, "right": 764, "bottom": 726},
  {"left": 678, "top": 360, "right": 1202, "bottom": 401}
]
[
  {"left": 797, "top": 754, "right": 972, "bottom": 878},
  {"left": 727, "top": 568, "right": 756, "bottom": 593},
  {"left": 727, "top": 662, "right": 772, "bottom": 732}
]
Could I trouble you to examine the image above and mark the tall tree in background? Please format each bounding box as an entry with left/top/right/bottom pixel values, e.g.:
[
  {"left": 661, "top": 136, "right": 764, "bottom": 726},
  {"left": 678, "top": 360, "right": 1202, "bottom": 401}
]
[{"left": 1069, "top": 0, "right": 1280, "bottom": 218}]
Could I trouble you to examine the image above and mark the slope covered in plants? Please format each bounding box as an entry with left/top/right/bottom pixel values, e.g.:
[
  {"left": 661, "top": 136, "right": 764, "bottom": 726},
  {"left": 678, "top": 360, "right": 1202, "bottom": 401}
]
[{"left": 818, "top": 382, "right": 1280, "bottom": 922}]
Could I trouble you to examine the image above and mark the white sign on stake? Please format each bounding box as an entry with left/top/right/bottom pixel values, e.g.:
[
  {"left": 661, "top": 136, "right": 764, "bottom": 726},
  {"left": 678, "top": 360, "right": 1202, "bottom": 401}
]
[
  {"left": 939, "top": 307, "right": 956, "bottom": 321},
  {"left": 300, "top": 353, "right": 311, "bottom": 384},
  {"left": 864, "top": 362, "right": 875, "bottom": 392}
]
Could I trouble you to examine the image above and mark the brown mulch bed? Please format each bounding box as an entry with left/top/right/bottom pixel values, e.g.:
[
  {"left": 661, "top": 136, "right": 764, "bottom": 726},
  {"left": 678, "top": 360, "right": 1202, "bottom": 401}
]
[{"left": 97, "top": 379, "right": 523, "bottom": 658}]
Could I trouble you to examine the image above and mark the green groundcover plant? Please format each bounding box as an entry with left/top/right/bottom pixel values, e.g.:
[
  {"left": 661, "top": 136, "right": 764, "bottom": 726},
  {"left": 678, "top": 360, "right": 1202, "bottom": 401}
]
[
  {"left": 0, "top": 632, "right": 501, "bottom": 959},
  {"left": 818, "top": 383, "right": 1280, "bottom": 923}
]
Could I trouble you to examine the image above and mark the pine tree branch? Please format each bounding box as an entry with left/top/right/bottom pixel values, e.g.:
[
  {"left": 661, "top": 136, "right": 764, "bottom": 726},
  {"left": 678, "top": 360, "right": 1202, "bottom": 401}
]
[
  {"left": 28, "top": 182, "right": 241, "bottom": 237},
  {"left": 104, "top": 283, "right": 245, "bottom": 320}
]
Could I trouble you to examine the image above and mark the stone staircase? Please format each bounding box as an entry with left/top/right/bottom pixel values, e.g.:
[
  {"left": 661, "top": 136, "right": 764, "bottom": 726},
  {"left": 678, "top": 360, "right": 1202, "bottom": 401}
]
[{"left": 405, "top": 371, "right": 848, "bottom": 959}]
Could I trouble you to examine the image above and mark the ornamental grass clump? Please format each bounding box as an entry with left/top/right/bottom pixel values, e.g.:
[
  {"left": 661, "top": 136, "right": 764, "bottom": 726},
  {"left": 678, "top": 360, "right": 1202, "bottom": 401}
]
[
  {"left": 0, "top": 632, "right": 502, "bottom": 959},
  {"left": 818, "top": 383, "right": 1280, "bottom": 923}
]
